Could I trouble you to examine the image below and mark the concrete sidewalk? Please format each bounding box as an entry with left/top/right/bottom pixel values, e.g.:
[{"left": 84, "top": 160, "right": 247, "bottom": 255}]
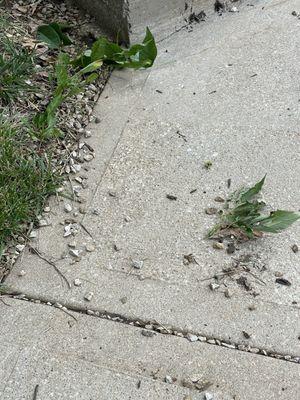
[{"left": 2, "top": 0, "right": 300, "bottom": 398}]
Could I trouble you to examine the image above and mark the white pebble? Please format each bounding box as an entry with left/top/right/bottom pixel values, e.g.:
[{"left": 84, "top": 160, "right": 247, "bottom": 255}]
[
  {"left": 74, "top": 278, "right": 82, "bottom": 286},
  {"left": 18, "top": 270, "right": 26, "bottom": 277},
  {"left": 64, "top": 203, "right": 73, "bottom": 213},
  {"left": 84, "top": 292, "right": 94, "bottom": 301}
]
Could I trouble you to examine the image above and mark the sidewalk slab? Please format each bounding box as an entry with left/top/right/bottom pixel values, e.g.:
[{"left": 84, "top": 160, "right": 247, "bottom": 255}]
[
  {"left": 5, "top": 0, "right": 300, "bottom": 359},
  {"left": 0, "top": 299, "right": 299, "bottom": 399}
]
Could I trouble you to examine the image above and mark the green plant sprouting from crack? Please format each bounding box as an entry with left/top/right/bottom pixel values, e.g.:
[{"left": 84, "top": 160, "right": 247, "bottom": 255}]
[{"left": 208, "top": 176, "right": 300, "bottom": 239}]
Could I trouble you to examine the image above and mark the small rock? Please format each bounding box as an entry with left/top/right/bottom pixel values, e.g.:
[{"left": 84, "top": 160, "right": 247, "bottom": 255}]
[
  {"left": 64, "top": 203, "right": 73, "bottom": 213},
  {"left": 74, "top": 279, "right": 82, "bottom": 286},
  {"left": 166, "top": 194, "right": 177, "bottom": 201},
  {"left": 213, "top": 242, "right": 224, "bottom": 250},
  {"left": 43, "top": 206, "right": 51, "bottom": 213},
  {"left": 69, "top": 249, "right": 80, "bottom": 258},
  {"left": 292, "top": 11, "right": 298, "bottom": 16},
  {"left": 214, "top": 196, "right": 225, "bottom": 203},
  {"left": 29, "top": 231, "right": 37, "bottom": 238},
  {"left": 248, "top": 304, "right": 256, "bottom": 311},
  {"left": 275, "top": 278, "right": 291, "bottom": 286},
  {"left": 198, "top": 336, "right": 207, "bottom": 342},
  {"left": 85, "top": 244, "right": 95, "bottom": 252},
  {"left": 16, "top": 244, "right": 25, "bottom": 252},
  {"left": 84, "top": 154, "right": 94, "bottom": 162},
  {"left": 204, "top": 393, "right": 214, "bottom": 400},
  {"left": 224, "top": 288, "right": 233, "bottom": 298},
  {"left": 274, "top": 271, "right": 283, "bottom": 277},
  {"left": 79, "top": 206, "right": 87, "bottom": 214},
  {"left": 210, "top": 282, "right": 220, "bottom": 291},
  {"left": 68, "top": 241, "right": 77, "bottom": 249},
  {"left": 84, "top": 292, "right": 94, "bottom": 301},
  {"left": 141, "top": 330, "right": 156, "bottom": 337},
  {"left": 165, "top": 375, "right": 174, "bottom": 384},
  {"left": 186, "top": 333, "right": 198, "bottom": 342},
  {"left": 132, "top": 260, "right": 144, "bottom": 269},
  {"left": 242, "top": 330, "right": 251, "bottom": 339},
  {"left": 38, "top": 219, "right": 49, "bottom": 227},
  {"left": 87, "top": 309, "right": 95, "bottom": 315},
  {"left": 94, "top": 117, "right": 101, "bottom": 124},
  {"left": 183, "top": 396, "right": 192, "bottom": 400},
  {"left": 120, "top": 297, "right": 127, "bottom": 304},
  {"left": 205, "top": 207, "right": 218, "bottom": 215},
  {"left": 230, "top": 6, "right": 238, "bottom": 12},
  {"left": 18, "top": 270, "right": 26, "bottom": 277},
  {"left": 291, "top": 244, "right": 299, "bottom": 253},
  {"left": 226, "top": 242, "right": 235, "bottom": 254}
]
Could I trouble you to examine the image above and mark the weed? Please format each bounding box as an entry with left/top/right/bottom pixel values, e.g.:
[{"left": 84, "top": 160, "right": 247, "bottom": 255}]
[
  {"left": 33, "top": 52, "right": 102, "bottom": 138},
  {"left": 208, "top": 176, "right": 300, "bottom": 239}
]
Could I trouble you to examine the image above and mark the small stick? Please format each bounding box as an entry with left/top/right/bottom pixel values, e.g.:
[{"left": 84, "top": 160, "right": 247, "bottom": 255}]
[
  {"left": 79, "top": 222, "right": 93, "bottom": 239},
  {"left": 33, "top": 385, "right": 39, "bottom": 400},
  {"left": 28, "top": 245, "right": 71, "bottom": 289}
]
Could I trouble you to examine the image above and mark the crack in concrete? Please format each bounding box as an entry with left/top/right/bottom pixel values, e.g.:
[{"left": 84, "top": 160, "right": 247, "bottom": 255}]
[{"left": 5, "top": 291, "right": 300, "bottom": 365}]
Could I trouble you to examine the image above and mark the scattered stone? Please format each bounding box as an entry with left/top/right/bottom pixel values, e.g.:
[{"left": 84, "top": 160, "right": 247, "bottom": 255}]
[
  {"left": 291, "top": 244, "right": 299, "bottom": 253},
  {"left": 141, "top": 330, "right": 156, "bottom": 337},
  {"left": 84, "top": 292, "right": 94, "bottom": 301},
  {"left": 68, "top": 241, "right": 77, "bottom": 249},
  {"left": 29, "top": 231, "right": 38, "bottom": 238},
  {"left": 248, "top": 304, "right": 257, "bottom": 311},
  {"left": 165, "top": 375, "right": 174, "bottom": 384},
  {"left": 18, "top": 270, "right": 26, "bottom": 277},
  {"left": 87, "top": 309, "right": 95, "bottom": 315},
  {"left": 43, "top": 206, "right": 51, "bottom": 213},
  {"left": 183, "top": 396, "right": 192, "bottom": 400},
  {"left": 119, "top": 296, "right": 128, "bottom": 304},
  {"left": 205, "top": 207, "right": 218, "bottom": 215},
  {"left": 69, "top": 249, "right": 80, "bottom": 258},
  {"left": 242, "top": 330, "right": 251, "bottom": 339},
  {"left": 85, "top": 244, "right": 95, "bottom": 252},
  {"left": 64, "top": 203, "right": 73, "bottom": 213},
  {"left": 16, "top": 244, "right": 25, "bottom": 252},
  {"left": 204, "top": 393, "right": 214, "bottom": 400},
  {"left": 38, "top": 219, "right": 49, "bottom": 227},
  {"left": 186, "top": 333, "right": 198, "bottom": 342},
  {"left": 207, "top": 339, "right": 216, "bottom": 344},
  {"left": 209, "top": 282, "right": 220, "bottom": 291},
  {"left": 230, "top": 6, "right": 238, "bottom": 12},
  {"left": 131, "top": 260, "right": 144, "bottom": 269},
  {"left": 198, "top": 336, "right": 207, "bottom": 342},
  {"left": 292, "top": 11, "right": 298, "bottom": 16},
  {"left": 214, "top": 196, "right": 225, "bottom": 203},
  {"left": 183, "top": 254, "right": 198, "bottom": 265},
  {"left": 221, "top": 342, "right": 236, "bottom": 349},
  {"left": 83, "top": 154, "right": 94, "bottom": 162},
  {"left": 224, "top": 288, "right": 232, "bottom": 298},
  {"left": 226, "top": 242, "right": 236, "bottom": 254},
  {"left": 94, "top": 117, "right": 101, "bottom": 123},
  {"left": 236, "top": 276, "right": 252, "bottom": 291},
  {"left": 213, "top": 242, "right": 224, "bottom": 250},
  {"left": 74, "top": 279, "right": 82, "bottom": 286},
  {"left": 274, "top": 271, "right": 283, "bottom": 277},
  {"left": 79, "top": 206, "right": 87, "bottom": 214}
]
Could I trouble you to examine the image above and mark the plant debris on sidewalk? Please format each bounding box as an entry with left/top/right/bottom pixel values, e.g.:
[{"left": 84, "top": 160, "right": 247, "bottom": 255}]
[{"left": 207, "top": 176, "right": 300, "bottom": 240}]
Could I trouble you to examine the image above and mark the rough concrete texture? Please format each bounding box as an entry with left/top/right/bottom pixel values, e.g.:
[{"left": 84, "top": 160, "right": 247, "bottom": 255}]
[
  {"left": 1, "top": 299, "right": 300, "bottom": 399},
  {"left": 4, "top": 0, "right": 300, "bottom": 392},
  {"left": 68, "top": 0, "right": 129, "bottom": 43}
]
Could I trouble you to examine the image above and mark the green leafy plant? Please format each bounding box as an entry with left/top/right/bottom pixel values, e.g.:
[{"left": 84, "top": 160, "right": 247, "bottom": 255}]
[
  {"left": 33, "top": 52, "right": 102, "bottom": 138},
  {"left": 0, "top": 34, "right": 35, "bottom": 104},
  {"left": 37, "top": 22, "right": 72, "bottom": 49},
  {"left": 208, "top": 176, "right": 300, "bottom": 239},
  {"left": 72, "top": 27, "right": 157, "bottom": 69}
]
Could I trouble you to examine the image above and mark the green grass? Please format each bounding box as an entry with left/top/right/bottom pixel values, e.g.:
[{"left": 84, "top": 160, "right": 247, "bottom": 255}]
[
  {"left": 0, "top": 120, "right": 60, "bottom": 250},
  {"left": 0, "top": 19, "right": 35, "bottom": 105}
]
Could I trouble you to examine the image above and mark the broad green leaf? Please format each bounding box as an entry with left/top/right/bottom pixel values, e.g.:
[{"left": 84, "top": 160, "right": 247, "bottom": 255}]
[
  {"left": 37, "top": 24, "right": 61, "bottom": 49},
  {"left": 239, "top": 175, "right": 266, "bottom": 203},
  {"left": 91, "top": 38, "right": 123, "bottom": 62},
  {"left": 255, "top": 210, "right": 300, "bottom": 233},
  {"left": 37, "top": 23, "right": 72, "bottom": 48}
]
